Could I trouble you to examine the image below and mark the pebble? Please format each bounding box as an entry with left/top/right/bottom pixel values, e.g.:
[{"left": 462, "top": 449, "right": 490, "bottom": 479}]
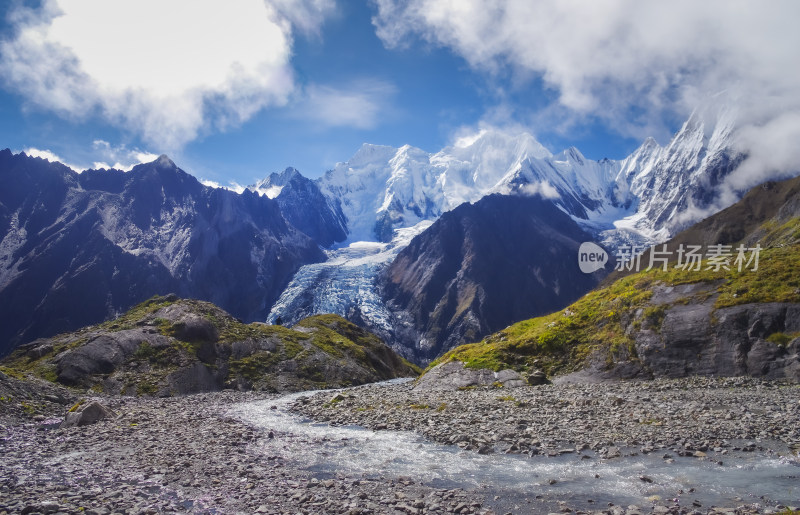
[
  {"left": 2, "top": 376, "right": 796, "bottom": 514},
  {"left": 0, "top": 390, "right": 494, "bottom": 514},
  {"left": 291, "top": 376, "right": 800, "bottom": 514}
]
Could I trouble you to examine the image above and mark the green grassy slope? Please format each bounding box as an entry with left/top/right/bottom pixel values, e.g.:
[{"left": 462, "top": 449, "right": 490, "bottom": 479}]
[
  {"left": 1, "top": 296, "right": 421, "bottom": 395},
  {"left": 430, "top": 216, "right": 800, "bottom": 377}
]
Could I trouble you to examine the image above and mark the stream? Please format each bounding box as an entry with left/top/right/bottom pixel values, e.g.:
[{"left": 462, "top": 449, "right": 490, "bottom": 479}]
[{"left": 230, "top": 382, "right": 800, "bottom": 512}]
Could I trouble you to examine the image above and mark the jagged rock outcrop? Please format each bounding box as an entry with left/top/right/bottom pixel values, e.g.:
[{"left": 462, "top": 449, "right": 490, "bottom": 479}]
[
  {"left": 591, "top": 291, "right": 800, "bottom": 381},
  {"left": 649, "top": 302, "right": 799, "bottom": 378}
]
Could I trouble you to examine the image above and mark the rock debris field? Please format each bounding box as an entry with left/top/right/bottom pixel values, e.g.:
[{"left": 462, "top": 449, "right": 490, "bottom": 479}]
[
  {"left": 0, "top": 376, "right": 798, "bottom": 514},
  {"left": 294, "top": 377, "right": 800, "bottom": 461},
  {"left": 0, "top": 386, "right": 496, "bottom": 515},
  {"left": 291, "top": 377, "right": 800, "bottom": 514}
]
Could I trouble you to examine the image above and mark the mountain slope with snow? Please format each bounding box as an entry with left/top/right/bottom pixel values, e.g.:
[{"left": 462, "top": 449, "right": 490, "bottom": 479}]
[
  {"left": 252, "top": 167, "right": 348, "bottom": 247},
  {"left": 380, "top": 194, "right": 604, "bottom": 362},
  {"left": 266, "top": 106, "right": 777, "bottom": 361},
  {"left": 613, "top": 105, "right": 743, "bottom": 242},
  {"left": 318, "top": 131, "right": 558, "bottom": 243},
  {"left": 306, "top": 105, "right": 745, "bottom": 248}
]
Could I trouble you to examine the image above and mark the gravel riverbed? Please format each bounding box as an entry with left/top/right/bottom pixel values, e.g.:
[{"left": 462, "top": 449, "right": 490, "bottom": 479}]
[
  {"left": 1, "top": 376, "right": 798, "bottom": 515},
  {"left": 0, "top": 391, "right": 492, "bottom": 515},
  {"left": 292, "top": 377, "right": 800, "bottom": 459},
  {"left": 290, "top": 377, "right": 800, "bottom": 514}
]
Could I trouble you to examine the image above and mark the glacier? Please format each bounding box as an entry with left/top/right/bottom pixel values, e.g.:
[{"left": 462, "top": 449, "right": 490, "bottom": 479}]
[
  {"left": 265, "top": 105, "right": 747, "bottom": 351},
  {"left": 266, "top": 223, "right": 432, "bottom": 358}
]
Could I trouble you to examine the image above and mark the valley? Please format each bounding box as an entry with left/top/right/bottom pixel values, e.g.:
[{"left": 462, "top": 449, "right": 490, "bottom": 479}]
[
  {"left": 1, "top": 106, "right": 791, "bottom": 364},
  {"left": 1, "top": 103, "right": 799, "bottom": 515},
  {"left": 1, "top": 374, "right": 797, "bottom": 514},
  {"left": 2, "top": 2, "right": 799, "bottom": 513}
]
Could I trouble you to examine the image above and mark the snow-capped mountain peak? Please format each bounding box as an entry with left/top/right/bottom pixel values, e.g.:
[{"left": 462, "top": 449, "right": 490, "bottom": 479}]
[
  {"left": 449, "top": 128, "right": 552, "bottom": 160},
  {"left": 341, "top": 143, "right": 399, "bottom": 170},
  {"left": 254, "top": 103, "right": 746, "bottom": 252},
  {"left": 320, "top": 129, "right": 565, "bottom": 243},
  {"left": 251, "top": 167, "right": 305, "bottom": 198},
  {"left": 615, "top": 103, "right": 743, "bottom": 241},
  {"left": 554, "top": 146, "right": 586, "bottom": 165}
]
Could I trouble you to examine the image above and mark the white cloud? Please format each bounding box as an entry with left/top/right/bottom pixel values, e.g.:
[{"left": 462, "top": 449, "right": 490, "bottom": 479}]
[
  {"left": 23, "top": 147, "right": 63, "bottom": 163},
  {"left": 372, "top": 0, "right": 800, "bottom": 178},
  {"left": 90, "top": 140, "right": 159, "bottom": 171},
  {"left": 20, "top": 141, "right": 160, "bottom": 172},
  {"left": 270, "top": 0, "right": 336, "bottom": 36},
  {"left": 200, "top": 179, "right": 246, "bottom": 194},
  {"left": 730, "top": 112, "right": 800, "bottom": 188},
  {"left": 453, "top": 128, "right": 488, "bottom": 149},
  {"left": 22, "top": 147, "right": 81, "bottom": 171},
  {"left": 519, "top": 181, "right": 559, "bottom": 200},
  {"left": 294, "top": 79, "right": 396, "bottom": 129},
  {"left": 1, "top": 0, "right": 335, "bottom": 150}
]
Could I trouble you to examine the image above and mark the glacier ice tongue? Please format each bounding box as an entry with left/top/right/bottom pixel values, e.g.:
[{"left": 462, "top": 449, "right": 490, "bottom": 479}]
[{"left": 267, "top": 222, "right": 433, "bottom": 338}]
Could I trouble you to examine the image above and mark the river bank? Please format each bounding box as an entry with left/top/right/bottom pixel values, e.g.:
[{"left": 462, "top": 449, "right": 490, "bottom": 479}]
[
  {"left": 1, "top": 376, "right": 798, "bottom": 514},
  {"left": 289, "top": 376, "right": 800, "bottom": 513},
  {"left": 291, "top": 377, "right": 800, "bottom": 458},
  {"left": 0, "top": 390, "right": 492, "bottom": 515}
]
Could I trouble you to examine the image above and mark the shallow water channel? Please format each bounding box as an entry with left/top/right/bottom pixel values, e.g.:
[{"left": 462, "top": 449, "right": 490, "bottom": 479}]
[{"left": 231, "top": 383, "right": 800, "bottom": 512}]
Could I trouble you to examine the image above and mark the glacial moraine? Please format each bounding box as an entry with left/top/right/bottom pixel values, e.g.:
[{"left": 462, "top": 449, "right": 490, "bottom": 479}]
[
  {"left": 2, "top": 376, "right": 799, "bottom": 514},
  {"left": 285, "top": 377, "right": 800, "bottom": 513}
]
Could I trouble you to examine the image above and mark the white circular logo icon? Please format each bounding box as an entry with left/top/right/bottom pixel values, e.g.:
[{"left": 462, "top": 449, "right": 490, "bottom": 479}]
[{"left": 578, "top": 242, "right": 608, "bottom": 273}]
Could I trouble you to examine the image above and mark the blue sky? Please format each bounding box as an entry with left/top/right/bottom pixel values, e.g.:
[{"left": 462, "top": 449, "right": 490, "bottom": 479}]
[{"left": 1, "top": 1, "right": 798, "bottom": 187}]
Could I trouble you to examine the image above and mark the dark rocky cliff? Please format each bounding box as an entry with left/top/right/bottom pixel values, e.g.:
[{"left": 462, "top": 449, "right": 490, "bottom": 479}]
[
  {"left": 0, "top": 151, "right": 324, "bottom": 355},
  {"left": 380, "top": 194, "right": 608, "bottom": 362}
]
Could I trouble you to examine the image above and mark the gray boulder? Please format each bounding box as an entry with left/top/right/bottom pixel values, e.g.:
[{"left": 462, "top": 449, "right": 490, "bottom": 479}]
[
  {"left": 169, "top": 314, "right": 219, "bottom": 344},
  {"left": 526, "top": 369, "right": 550, "bottom": 385},
  {"left": 155, "top": 304, "right": 220, "bottom": 343},
  {"left": 56, "top": 330, "right": 163, "bottom": 385},
  {"left": 61, "top": 401, "right": 117, "bottom": 428},
  {"left": 414, "top": 361, "right": 525, "bottom": 391},
  {"left": 166, "top": 362, "right": 223, "bottom": 395},
  {"left": 24, "top": 340, "right": 54, "bottom": 359}
]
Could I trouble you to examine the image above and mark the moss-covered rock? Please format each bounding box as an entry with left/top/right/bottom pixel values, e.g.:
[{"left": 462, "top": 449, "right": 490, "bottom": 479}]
[
  {"left": 0, "top": 295, "right": 420, "bottom": 395},
  {"left": 429, "top": 190, "right": 800, "bottom": 383}
]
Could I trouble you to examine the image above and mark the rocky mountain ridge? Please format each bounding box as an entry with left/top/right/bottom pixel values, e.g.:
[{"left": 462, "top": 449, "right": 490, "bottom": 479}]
[
  {"left": 252, "top": 167, "right": 348, "bottom": 247},
  {"left": 278, "top": 105, "right": 744, "bottom": 247},
  {"left": 0, "top": 151, "right": 324, "bottom": 355}
]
